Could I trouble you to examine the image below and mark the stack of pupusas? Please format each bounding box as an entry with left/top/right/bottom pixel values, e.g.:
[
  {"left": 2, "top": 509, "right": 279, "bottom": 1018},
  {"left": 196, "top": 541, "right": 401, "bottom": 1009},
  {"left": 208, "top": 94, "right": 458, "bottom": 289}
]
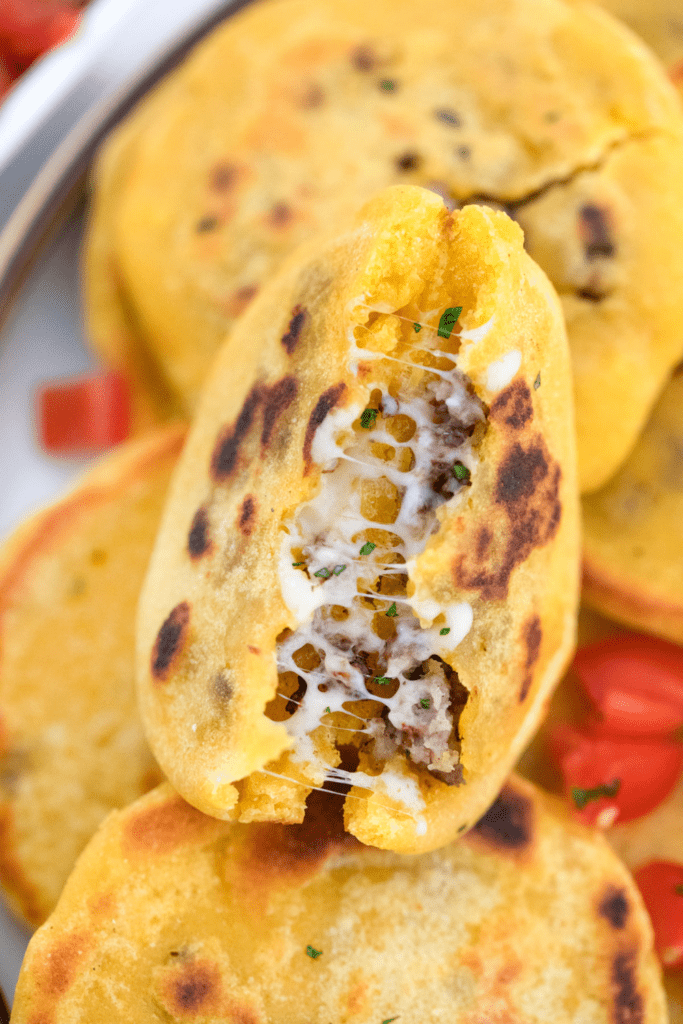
[
  {"left": 8, "top": 183, "right": 665, "bottom": 1023},
  {"left": 6, "top": 0, "right": 683, "bottom": 1017}
]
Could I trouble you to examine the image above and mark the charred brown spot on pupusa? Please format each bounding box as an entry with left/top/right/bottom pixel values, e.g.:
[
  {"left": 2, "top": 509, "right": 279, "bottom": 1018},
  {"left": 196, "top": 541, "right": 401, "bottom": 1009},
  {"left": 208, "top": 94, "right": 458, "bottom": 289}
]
[
  {"left": 188, "top": 506, "right": 211, "bottom": 559},
  {"left": 470, "top": 785, "right": 534, "bottom": 852},
  {"left": 299, "top": 82, "right": 324, "bottom": 108},
  {"left": 209, "top": 163, "right": 238, "bottom": 192},
  {"left": 281, "top": 306, "right": 308, "bottom": 355},
  {"left": 350, "top": 44, "right": 378, "bottom": 72},
  {"left": 213, "top": 671, "right": 234, "bottom": 704},
  {"left": 237, "top": 495, "right": 256, "bottom": 536},
  {"left": 151, "top": 602, "right": 190, "bottom": 682},
  {"left": 395, "top": 152, "right": 421, "bottom": 173},
  {"left": 268, "top": 202, "right": 293, "bottom": 229},
  {"left": 196, "top": 216, "right": 218, "bottom": 233},
  {"left": 36, "top": 931, "right": 90, "bottom": 998},
  {"left": 519, "top": 615, "right": 542, "bottom": 702},
  {"left": 490, "top": 378, "right": 533, "bottom": 430},
  {"left": 611, "top": 951, "right": 644, "bottom": 1024},
  {"left": 261, "top": 376, "right": 298, "bottom": 449},
  {"left": 599, "top": 887, "right": 630, "bottom": 930},
  {"left": 303, "top": 383, "right": 348, "bottom": 474},
  {"left": 211, "top": 385, "right": 262, "bottom": 482},
  {"left": 162, "top": 959, "right": 222, "bottom": 1016},
  {"left": 579, "top": 204, "right": 615, "bottom": 261},
  {"left": 241, "top": 788, "right": 361, "bottom": 883},
  {"left": 124, "top": 795, "right": 222, "bottom": 855}
]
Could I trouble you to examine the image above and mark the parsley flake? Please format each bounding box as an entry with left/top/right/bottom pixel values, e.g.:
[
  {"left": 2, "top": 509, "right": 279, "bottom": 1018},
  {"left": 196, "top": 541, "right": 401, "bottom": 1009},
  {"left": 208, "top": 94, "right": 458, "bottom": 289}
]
[
  {"left": 374, "top": 676, "right": 392, "bottom": 686},
  {"left": 292, "top": 561, "right": 305, "bottom": 566},
  {"left": 676, "top": 884, "right": 683, "bottom": 897},
  {"left": 413, "top": 322, "right": 422, "bottom": 333},
  {"left": 457, "top": 823, "right": 468, "bottom": 833},
  {"left": 324, "top": 707, "right": 331, "bottom": 715},
  {"left": 359, "top": 541, "right": 376, "bottom": 556},
  {"left": 306, "top": 946, "right": 323, "bottom": 959},
  {"left": 571, "top": 779, "right": 621, "bottom": 810},
  {"left": 386, "top": 602, "right": 398, "bottom": 617},
  {"left": 437, "top": 306, "right": 463, "bottom": 339},
  {"left": 452, "top": 462, "right": 470, "bottom": 482},
  {"left": 380, "top": 78, "right": 396, "bottom": 92},
  {"left": 360, "top": 408, "right": 378, "bottom": 429},
  {"left": 382, "top": 1018, "right": 400, "bottom": 1024},
  {"left": 419, "top": 697, "right": 430, "bottom": 709},
  {"left": 440, "top": 627, "right": 450, "bottom": 635},
  {"left": 333, "top": 564, "right": 347, "bottom": 575},
  {"left": 534, "top": 371, "right": 541, "bottom": 390},
  {"left": 314, "top": 567, "right": 332, "bottom": 579}
]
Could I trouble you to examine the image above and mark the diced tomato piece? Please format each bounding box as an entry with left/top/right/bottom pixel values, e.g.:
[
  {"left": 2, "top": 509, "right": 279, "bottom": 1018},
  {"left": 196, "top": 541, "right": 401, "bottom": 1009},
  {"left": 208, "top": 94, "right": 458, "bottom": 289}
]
[
  {"left": 38, "top": 372, "right": 131, "bottom": 455},
  {"left": 0, "top": 1, "right": 81, "bottom": 64},
  {"left": 634, "top": 861, "right": 683, "bottom": 969},
  {"left": 550, "top": 724, "right": 683, "bottom": 827},
  {"left": 573, "top": 635, "right": 683, "bottom": 736}
]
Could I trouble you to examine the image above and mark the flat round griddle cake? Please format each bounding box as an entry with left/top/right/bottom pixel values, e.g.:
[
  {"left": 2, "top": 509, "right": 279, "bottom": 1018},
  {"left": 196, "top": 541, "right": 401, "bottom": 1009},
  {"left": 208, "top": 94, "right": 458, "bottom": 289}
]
[
  {"left": 137, "top": 186, "right": 579, "bottom": 853},
  {"left": 85, "top": 0, "right": 683, "bottom": 492},
  {"left": 10, "top": 775, "right": 667, "bottom": 1023},
  {"left": 582, "top": 367, "right": 683, "bottom": 644},
  {"left": 0, "top": 426, "right": 185, "bottom": 927},
  {"left": 594, "top": 0, "right": 683, "bottom": 79}
]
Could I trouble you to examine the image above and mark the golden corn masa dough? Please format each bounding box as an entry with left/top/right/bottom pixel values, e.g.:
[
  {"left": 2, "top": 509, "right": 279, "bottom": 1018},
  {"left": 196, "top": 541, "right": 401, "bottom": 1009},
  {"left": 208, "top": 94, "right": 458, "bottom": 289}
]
[
  {"left": 593, "top": 0, "right": 683, "bottom": 80},
  {"left": 10, "top": 775, "right": 668, "bottom": 1024},
  {"left": 581, "top": 368, "right": 683, "bottom": 644},
  {"left": 83, "top": 94, "right": 183, "bottom": 434},
  {"left": 87, "top": 0, "right": 683, "bottom": 492},
  {"left": 517, "top": 607, "right": 683, "bottom": 1023},
  {"left": 136, "top": 186, "right": 579, "bottom": 854},
  {"left": 0, "top": 426, "right": 185, "bottom": 928}
]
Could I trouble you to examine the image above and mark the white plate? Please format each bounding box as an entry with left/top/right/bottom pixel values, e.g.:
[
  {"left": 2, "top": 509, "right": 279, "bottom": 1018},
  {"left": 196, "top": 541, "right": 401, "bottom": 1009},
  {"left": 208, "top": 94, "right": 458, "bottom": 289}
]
[{"left": 0, "top": 0, "right": 246, "bottom": 1002}]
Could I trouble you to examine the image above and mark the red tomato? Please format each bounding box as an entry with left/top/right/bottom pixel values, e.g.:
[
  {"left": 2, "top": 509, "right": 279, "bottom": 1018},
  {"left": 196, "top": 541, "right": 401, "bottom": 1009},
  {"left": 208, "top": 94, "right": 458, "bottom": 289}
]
[
  {"left": 0, "top": 51, "right": 14, "bottom": 99},
  {"left": 573, "top": 634, "right": 683, "bottom": 736},
  {"left": 634, "top": 861, "right": 683, "bottom": 969},
  {"left": 0, "top": 1, "right": 80, "bottom": 64},
  {"left": 38, "top": 372, "right": 130, "bottom": 455},
  {"left": 551, "top": 724, "right": 683, "bottom": 827}
]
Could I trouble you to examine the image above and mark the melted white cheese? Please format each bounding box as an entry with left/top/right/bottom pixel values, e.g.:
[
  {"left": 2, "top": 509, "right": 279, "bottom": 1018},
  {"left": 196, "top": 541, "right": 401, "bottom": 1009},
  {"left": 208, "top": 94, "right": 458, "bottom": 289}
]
[
  {"left": 486, "top": 349, "right": 522, "bottom": 392},
  {"left": 272, "top": 302, "right": 484, "bottom": 821}
]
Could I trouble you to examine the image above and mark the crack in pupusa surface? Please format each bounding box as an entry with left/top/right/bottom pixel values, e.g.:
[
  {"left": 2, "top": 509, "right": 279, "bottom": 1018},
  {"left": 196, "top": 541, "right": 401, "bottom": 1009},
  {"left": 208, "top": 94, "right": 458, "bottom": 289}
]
[{"left": 268, "top": 300, "right": 487, "bottom": 801}]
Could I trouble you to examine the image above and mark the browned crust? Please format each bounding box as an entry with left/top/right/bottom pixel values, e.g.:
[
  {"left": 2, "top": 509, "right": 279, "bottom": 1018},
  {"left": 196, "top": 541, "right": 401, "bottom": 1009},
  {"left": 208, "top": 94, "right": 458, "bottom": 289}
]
[{"left": 582, "top": 556, "right": 683, "bottom": 644}]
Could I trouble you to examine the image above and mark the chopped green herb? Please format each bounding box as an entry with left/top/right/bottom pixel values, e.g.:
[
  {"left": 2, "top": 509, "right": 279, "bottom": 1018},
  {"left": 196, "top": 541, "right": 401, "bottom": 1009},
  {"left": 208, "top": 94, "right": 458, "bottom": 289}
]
[
  {"left": 359, "top": 541, "right": 376, "bottom": 556},
  {"left": 457, "top": 823, "right": 468, "bottom": 833},
  {"left": 571, "top": 779, "right": 621, "bottom": 811},
  {"left": 292, "top": 561, "right": 305, "bottom": 567},
  {"left": 333, "top": 564, "right": 347, "bottom": 575},
  {"left": 386, "top": 602, "right": 398, "bottom": 617},
  {"left": 534, "top": 371, "right": 541, "bottom": 390},
  {"left": 325, "top": 707, "right": 331, "bottom": 715},
  {"left": 419, "top": 697, "right": 430, "bottom": 709},
  {"left": 675, "top": 884, "right": 683, "bottom": 896},
  {"left": 374, "top": 676, "right": 392, "bottom": 686},
  {"left": 382, "top": 1018, "right": 400, "bottom": 1023},
  {"left": 314, "top": 567, "right": 332, "bottom": 579},
  {"left": 437, "top": 306, "right": 463, "bottom": 339},
  {"left": 306, "top": 946, "right": 323, "bottom": 959},
  {"left": 440, "top": 627, "right": 450, "bottom": 636},
  {"left": 413, "top": 322, "right": 422, "bottom": 333},
  {"left": 360, "top": 408, "right": 378, "bottom": 429},
  {"left": 380, "top": 78, "right": 396, "bottom": 91},
  {"left": 452, "top": 462, "right": 470, "bottom": 482}
]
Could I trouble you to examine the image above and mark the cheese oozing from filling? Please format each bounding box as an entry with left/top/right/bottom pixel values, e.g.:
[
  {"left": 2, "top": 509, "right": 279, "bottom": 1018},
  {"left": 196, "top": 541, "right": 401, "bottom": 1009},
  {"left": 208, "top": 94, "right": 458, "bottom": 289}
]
[{"left": 272, "top": 306, "right": 486, "bottom": 815}]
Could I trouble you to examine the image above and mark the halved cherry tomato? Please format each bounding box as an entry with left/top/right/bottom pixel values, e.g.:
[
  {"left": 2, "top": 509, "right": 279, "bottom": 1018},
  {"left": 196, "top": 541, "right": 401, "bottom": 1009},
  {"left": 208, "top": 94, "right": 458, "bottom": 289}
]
[
  {"left": 38, "top": 371, "right": 130, "bottom": 455},
  {"left": 550, "top": 724, "right": 683, "bottom": 827},
  {"left": 634, "top": 861, "right": 683, "bottom": 969},
  {"left": 573, "top": 635, "right": 683, "bottom": 737},
  {"left": 0, "top": 1, "right": 80, "bottom": 65}
]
